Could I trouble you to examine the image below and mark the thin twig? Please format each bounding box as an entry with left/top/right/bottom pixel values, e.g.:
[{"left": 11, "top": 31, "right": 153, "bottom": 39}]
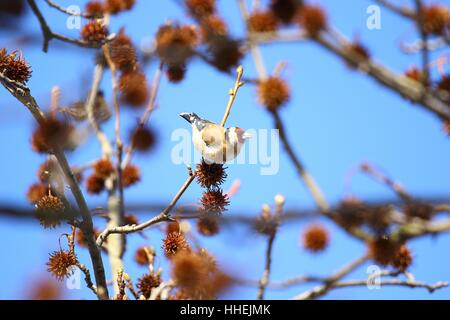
[
  {"left": 220, "top": 66, "right": 245, "bottom": 127},
  {"left": 0, "top": 72, "right": 109, "bottom": 300},
  {"left": 44, "top": 0, "right": 101, "bottom": 18},
  {"left": 27, "top": 0, "right": 105, "bottom": 52}
]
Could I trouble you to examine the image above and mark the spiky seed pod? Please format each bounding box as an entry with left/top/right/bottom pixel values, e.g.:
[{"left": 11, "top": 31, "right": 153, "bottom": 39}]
[
  {"left": 109, "top": 29, "right": 137, "bottom": 72},
  {"left": 36, "top": 194, "right": 65, "bottom": 229},
  {"left": 81, "top": 21, "right": 108, "bottom": 43},
  {"left": 122, "top": 164, "right": 141, "bottom": 187},
  {"left": 368, "top": 237, "right": 400, "bottom": 266},
  {"left": 105, "top": 0, "right": 135, "bottom": 14},
  {"left": 31, "top": 118, "right": 75, "bottom": 154},
  {"left": 119, "top": 71, "right": 149, "bottom": 107},
  {"left": 185, "top": 0, "right": 216, "bottom": 18},
  {"left": 200, "top": 15, "right": 228, "bottom": 42},
  {"left": 47, "top": 250, "right": 78, "bottom": 281},
  {"left": 0, "top": 49, "right": 32, "bottom": 83},
  {"left": 166, "top": 64, "right": 187, "bottom": 83},
  {"left": 137, "top": 273, "right": 161, "bottom": 298},
  {"left": 196, "top": 159, "right": 227, "bottom": 189},
  {"left": 392, "top": 245, "right": 413, "bottom": 271},
  {"left": 437, "top": 74, "right": 450, "bottom": 93},
  {"left": 333, "top": 197, "right": 367, "bottom": 229},
  {"left": 198, "top": 248, "right": 217, "bottom": 273},
  {"left": 197, "top": 216, "right": 220, "bottom": 236},
  {"left": 209, "top": 36, "right": 243, "bottom": 71},
  {"left": 296, "top": 4, "right": 327, "bottom": 37},
  {"left": 247, "top": 10, "right": 279, "bottom": 33},
  {"left": 254, "top": 209, "right": 278, "bottom": 236},
  {"left": 134, "top": 247, "right": 150, "bottom": 265},
  {"left": 302, "top": 223, "right": 329, "bottom": 253},
  {"left": 163, "top": 232, "right": 190, "bottom": 258},
  {"left": 257, "top": 77, "right": 290, "bottom": 112},
  {"left": 155, "top": 24, "right": 198, "bottom": 65},
  {"left": 85, "top": 1, "right": 104, "bottom": 16},
  {"left": 27, "top": 183, "right": 48, "bottom": 204},
  {"left": 171, "top": 251, "right": 208, "bottom": 295},
  {"left": 200, "top": 188, "right": 230, "bottom": 214},
  {"left": 86, "top": 174, "right": 105, "bottom": 194},
  {"left": 421, "top": 5, "right": 449, "bottom": 35},
  {"left": 93, "top": 158, "right": 115, "bottom": 178},
  {"left": 270, "top": 0, "right": 303, "bottom": 24},
  {"left": 403, "top": 202, "right": 434, "bottom": 221},
  {"left": 130, "top": 125, "right": 156, "bottom": 152}
]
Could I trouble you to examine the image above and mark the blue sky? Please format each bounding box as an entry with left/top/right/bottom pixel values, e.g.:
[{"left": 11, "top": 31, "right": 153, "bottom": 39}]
[{"left": 0, "top": 0, "right": 450, "bottom": 299}]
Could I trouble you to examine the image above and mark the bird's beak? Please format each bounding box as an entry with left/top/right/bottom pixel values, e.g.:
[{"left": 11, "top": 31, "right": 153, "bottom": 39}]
[{"left": 179, "top": 112, "right": 192, "bottom": 123}]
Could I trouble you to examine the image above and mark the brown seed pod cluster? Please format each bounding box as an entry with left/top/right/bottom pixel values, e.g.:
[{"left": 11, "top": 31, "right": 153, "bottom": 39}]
[
  {"left": 200, "top": 15, "right": 228, "bottom": 42},
  {"left": 392, "top": 245, "right": 413, "bottom": 271},
  {"left": 37, "top": 159, "right": 59, "bottom": 183},
  {"left": 254, "top": 209, "right": 279, "bottom": 236},
  {"left": 27, "top": 183, "right": 48, "bottom": 204},
  {"left": 137, "top": 273, "right": 161, "bottom": 298},
  {"left": 200, "top": 188, "right": 230, "bottom": 214},
  {"left": 31, "top": 117, "right": 75, "bottom": 154},
  {"left": 124, "top": 214, "right": 139, "bottom": 225},
  {"left": 257, "top": 77, "right": 290, "bottom": 112},
  {"left": 368, "top": 237, "right": 401, "bottom": 266},
  {"left": 85, "top": 173, "right": 105, "bottom": 194},
  {"left": 130, "top": 125, "right": 156, "bottom": 152},
  {"left": 155, "top": 24, "right": 198, "bottom": 66},
  {"left": 171, "top": 250, "right": 232, "bottom": 299},
  {"left": 76, "top": 228, "right": 102, "bottom": 248},
  {"left": 122, "top": 164, "right": 141, "bottom": 187},
  {"left": 85, "top": 1, "right": 104, "bottom": 16},
  {"left": 208, "top": 37, "right": 243, "bottom": 71},
  {"left": 163, "top": 232, "right": 190, "bottom": 258},
  {"left": 109, "top": 29, "right": 137, "bottom": 73},
  {"left": 104, "top": 0, "right": 135, "bottom": 14},
  {"left": 302, "top": 223, "right": 329, "bottom": 253},
  {"left": 296, "top": 4, "right": 327, "bottom": 37},
  {"left": 270, "top": 0, "right": 303, "bottom": 25},
  {"left": 196, "top": 159, "right": 227, "bottom": 189},
  {"left": 36, "top": 194, "right": 65, "bottom": 229},
  {"left": 0, "top": 48, "right": 32, "bottom": 83},
  {"left": 81, "top": 20, "right": 108, "bottom": 44},
  {"left": 166, "top": 64, "right": 187, "bottom": 83},
  {"left": 333, "top": 197, "right": 370, "bottom": 229},
  {"left": 247, "top": 10, "right": 279, "bottom": 33},
  {"left": 47, "top": 250, "right": 78, "bottom": 281},
  {"left": 403, "top": 202, "right": 434, "bottom": 221},
  {"left": 119, "top": 71, "right": 149, "bottom": 107},
  {"left": 197, "top": 216, "right": 220, "bottom": 236},
  {"left": 421, "top": 4, "right": 449, "bottom": 35},
  {"left": 185, "top": 0, "right": 216, "bottom": 18},
  {"left": 93, "top": 158, "right": 115, "bottom": 178}
]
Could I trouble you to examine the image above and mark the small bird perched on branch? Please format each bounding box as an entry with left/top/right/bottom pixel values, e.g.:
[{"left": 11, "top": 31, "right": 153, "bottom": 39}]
[{"left": 180, "top": 112, "right": 250, "bottom": 164}]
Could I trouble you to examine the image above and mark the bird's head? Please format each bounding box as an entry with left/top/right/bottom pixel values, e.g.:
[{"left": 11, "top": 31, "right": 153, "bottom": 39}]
[
  {"left": 179, "top": 112, "right": 199, "bottom": 124},
  {"left": 229, "top": 127, "right": 251, "bottom": 145}
]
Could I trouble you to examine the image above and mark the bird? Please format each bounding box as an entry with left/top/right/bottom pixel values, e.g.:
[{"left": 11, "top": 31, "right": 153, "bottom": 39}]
[{"left": 180, "top": 112, "right": 250, "bottom": 164}]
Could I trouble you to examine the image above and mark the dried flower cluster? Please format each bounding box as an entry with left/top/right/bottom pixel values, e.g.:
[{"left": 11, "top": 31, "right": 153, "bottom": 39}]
[
  {"left": 31, "top": 117, "right": 75, "bottom": 154},
  {"left": 421, "top": 4, "right": 449, "bottom": 35},
  {"left": 0, "top": 48, "right": 31, "bottom": 83},
  {"left": 296, "top": 5, "right": 327, "bottom": 37},
  {"left": 47, "top": 250, "right": 77, "bottom": 281},
  {"left": 200, "top": 188, "right": 230, "bottom": 214},
  {"left": 122, "top": 164, "right": 141, "bottom": 187},
  {"left": 85, "top": 0, "right": 135, "bottom": 15},
  {"left": 36, "top": 193, "right": 65, "bottom": 229},
  {"left": 119, "top": 71, "right": 149, "bottom": 107},
  {"left": 109, "top": 29, "right": 138, "bottom": 73},
  {"left": 302, "top": 223, "right": 329, "bottom": 253},
  {"left": 392, "top": 245, "right": 413, "bottom": 271},
  {"left": 368, "top": 237, "right": 401, "bottom": 266},
  {"left": 134, "top": 246, "right": 150, "bottom": 265},
  {"left": 156, "top": 24, "right": 198, "bottom": 66},
  {"left": 81, "top": 20, "right": 108, "bottom": 44},
  {"left": 257, "top": 77, "right": 290, "bottom": 112},
  {"left": 130, "top": 125, "right": 156, "bottom": 153},
  {"left": 137, "top": 272, "right": 161, "bottom": 298},
  {"left": 163, "top": 232, "right": 190, "bottom": 258},
  {"left": 247, "top": 10, "right": 279, "bottom": 33},
  {"left": 270, "top": 0, "right": 303, "bottom": 25},
  {"left": 185, "top": 0, "right": 216, "bottom": 18},
  {"left": 197, "top": 215, "right": 220, "bottom": 236}
]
